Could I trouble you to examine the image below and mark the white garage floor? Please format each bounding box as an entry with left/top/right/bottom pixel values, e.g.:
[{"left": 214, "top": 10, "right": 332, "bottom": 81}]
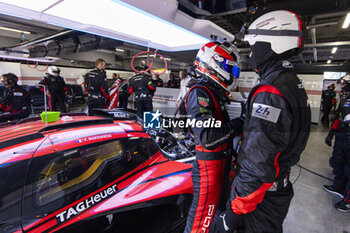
[{"left": 284, "top": 125, "right": 350, "bottom": 233}]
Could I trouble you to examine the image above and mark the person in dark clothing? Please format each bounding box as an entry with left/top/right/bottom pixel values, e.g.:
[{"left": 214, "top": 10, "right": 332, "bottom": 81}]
[
  {"left": 214, "top": 10, "right": 311, "bottom": 233},
  {"left": 182, "top": 41, "right": 243, "bottom": 233},
  {"left": 128, "top": 72, "right": 156, "bottom": 119},
  {"left": 0, "top": 73, "right": 31, "bottom": 123},
  {"left": 324, "top": 75, "right": 350, "bottom": 212},
  {"left": 321, "top": 84, "right": 337, "bottom": 126},
  {"left": 39, "top": 66, "right": 67, "bottom": 113},
  {"left": 84, "top": 59, "right": 109, "bottom": 115},
  {"left": 118, "top": 78, "right": 129, "bottom": 109},
  {"left": 166, "top": 73, "right": 179, "bottom": 88},
  {"left": 153, "top": 74, "right": 164, "bottom": 87}
]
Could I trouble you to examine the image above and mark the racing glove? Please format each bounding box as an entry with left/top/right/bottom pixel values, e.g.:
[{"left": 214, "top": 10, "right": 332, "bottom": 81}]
[
  {"left": 212, "top": 206, "right": 242, "bottom": 233},
  {"left": 325, "top": 129, "right": 335, "bottom": 147},
  {"left": 230, "top": 117, "right": 244, "bottom": 135}
]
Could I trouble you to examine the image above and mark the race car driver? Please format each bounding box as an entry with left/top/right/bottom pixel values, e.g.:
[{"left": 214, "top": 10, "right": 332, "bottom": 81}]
[
  {"left": 182, "top": 41, "right": 244, "bottom": 233},
  {"left": 128, "top": 69, "right": 156, "bottom": 119},
  {"left": 84, "top": 59, "right": 109, "bottom": 115},
  {"left": 214, "top": 10, "right": 311, "bottom": 232},
  {"left": 324, "top": 74, "right": 350, "bottom": 212},
  {"left": 39, "top": 66, "right": 67, "bottom": 113},
  {"left": 0, "top": 73, "right": 31, "bottom": 123}
]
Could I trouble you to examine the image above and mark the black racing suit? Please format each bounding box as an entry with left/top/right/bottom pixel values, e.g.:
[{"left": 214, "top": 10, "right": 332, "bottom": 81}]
[
  {"left": 39, "top": 74, "right": 67, "bottom": 113},
  {"left": 321, "top": 89, "right": 336, "bottom": 126},
  {"left": 84, "top": 68, "right": 109, "bottom": 115},
  {"left": 118, "top": 80, "right": 129, "bottom": 109},
  {"left": 0, "top": 84, "right": 31, "bottom": 123},
  {"left": 183, "top": 79, "right": 243, "bottom": 233},
  {"left": 128, "top": 74, "right": 156, "bottom": 119},
  {"left": 329, "top": 90, "right": 350, "bottom": 204},
  {"left": 226, "top": 60, "right": 311, "bottom": 233}
]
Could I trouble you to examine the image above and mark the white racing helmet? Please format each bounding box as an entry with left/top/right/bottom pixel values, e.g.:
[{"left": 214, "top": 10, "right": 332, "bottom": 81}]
[
  {"left": 338, "top": 74, "right": 350, "bottom": 92},
  {"left": 195, "top": 41, "right": 241, "bottom": 92},
  {"left": 338, "top": 74, "right": 350, "bottom": 85},
  {"left": 48, "top": 66, "right": 61, "bottom": 76},
  {"left": 240, "top": 10, "right": 304, "bottom": 54}
]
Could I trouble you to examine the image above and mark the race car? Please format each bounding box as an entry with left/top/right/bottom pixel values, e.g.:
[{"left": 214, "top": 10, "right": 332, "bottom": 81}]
[{"left": 0, "top": 109, "right": 195, "bottom": 233}]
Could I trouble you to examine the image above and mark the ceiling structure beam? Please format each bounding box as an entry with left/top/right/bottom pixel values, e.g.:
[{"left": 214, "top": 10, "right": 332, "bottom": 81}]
[
  {"left": 305, "top": 41, "right": 350, "bottom": 48},
  {"left": 212, "top": 7, "right": 247, "bottom": 17},
  {"left": 310, "top": 17, "right": 317, "bottom": 62},
  {"left": 5, "top": 29, "right": 74, "bottom": 50},
  {"left": 306, "top": 20, "right": 340, "bottom": 29}
]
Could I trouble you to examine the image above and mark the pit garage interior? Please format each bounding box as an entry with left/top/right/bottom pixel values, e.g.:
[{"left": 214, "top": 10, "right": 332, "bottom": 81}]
[{"left": 0, "top": 0, "right": 349, "bottom": 232}]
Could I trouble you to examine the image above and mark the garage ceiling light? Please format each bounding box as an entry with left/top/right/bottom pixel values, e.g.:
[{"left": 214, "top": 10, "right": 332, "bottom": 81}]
[
  {"left": 0, "top": 0, "right": 59, "bottom": 13},
  {"left": 115, "top": 48, "right": 125, "bottom": 52},
  {"left": 331, "top": 47, "right": 337, "bottom": 54},
  {"left": 0, "top": 26, "right": 30, "bottom": 34},
  {"left": 342, "top": 12, "right": 350, "bottom": 29},
  {"left": 327, "top": 60, "right": 332, "bottom": 64},
  {"left": 0, "top": 0, "right": 209, "bottom": 51},
  {"left": 0, "top": 54, "right": 56, "bottom": 62}
]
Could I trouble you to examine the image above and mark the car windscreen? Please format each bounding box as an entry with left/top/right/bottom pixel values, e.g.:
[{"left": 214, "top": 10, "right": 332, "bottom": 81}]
[{"left": 34, "top": 140, "right": 123, "bottom": 205}]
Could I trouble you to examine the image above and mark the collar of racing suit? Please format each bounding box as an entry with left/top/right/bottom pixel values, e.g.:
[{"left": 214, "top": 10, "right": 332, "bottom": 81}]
[
  {"left": 250, "top": 42, "right": 295, "bottom": 78},
  {"left": 257, "top": 59, "right": 295, "bottom": 83},
  {"left": 188, "top": 76, "right": 230, "bottom": 104}
]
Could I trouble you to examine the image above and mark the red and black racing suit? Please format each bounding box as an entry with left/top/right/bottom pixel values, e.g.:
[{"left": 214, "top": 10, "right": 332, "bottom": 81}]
[
  {"left": 128, "top": 74, "right": 156, "bottom": 119},
  {"left": 329, "top": 90, "right": 350, "bottom": 203},
  {"left": 183, "top": 79, "right": 243, "bottom": 233},
  {"left": 0, "top": 84, "right": 31, "bottom": 123},
  {"left": 39, "top": 74, "right": 67, "bottom": 112},
  {"left": 84, "top": 68, "right": 109, "bottom": 115},
  {"left": 225, "top": 60, "right": 311, "bottom": 232}
]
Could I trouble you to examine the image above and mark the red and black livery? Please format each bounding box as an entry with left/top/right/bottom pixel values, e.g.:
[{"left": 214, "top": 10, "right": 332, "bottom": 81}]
[{"left": 0, "top": 110, "right": 194, "bottom": 233}]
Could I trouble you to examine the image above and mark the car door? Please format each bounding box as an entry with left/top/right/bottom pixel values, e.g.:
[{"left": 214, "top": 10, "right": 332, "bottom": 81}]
[
  {"left": 0, "top": 134, "right": 44, "bottom": 232},
  {"left": 21, "top": 128, "right": 157, "bottom": 232}
]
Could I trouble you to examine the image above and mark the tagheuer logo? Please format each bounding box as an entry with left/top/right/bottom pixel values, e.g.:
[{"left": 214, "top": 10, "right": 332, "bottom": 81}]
[{"left": 56, "top": 184, "right": 117, "bottom": 223}]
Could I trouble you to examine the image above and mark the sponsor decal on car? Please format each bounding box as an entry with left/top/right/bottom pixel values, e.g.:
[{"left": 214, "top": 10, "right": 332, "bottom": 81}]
[
  {"left": 56, "top": 184, "right": 118, "bottom": 223},
  {"left": 77, "top": 134, "right": 113, "bottom": 143}
]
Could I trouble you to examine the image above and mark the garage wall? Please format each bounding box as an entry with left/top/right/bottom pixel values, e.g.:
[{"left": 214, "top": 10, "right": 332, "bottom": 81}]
[
  {"left": 299, "top": 74, "right": 323, "bottom": 124},
  {"left": 20, "top": 64, "right": 86, "bottom": 85},
  {"left": 0, "top": 61, "right": 326, "bottom": 123},
  {"left": 0, "top": 62, "right": 21, "bottom": 82}
]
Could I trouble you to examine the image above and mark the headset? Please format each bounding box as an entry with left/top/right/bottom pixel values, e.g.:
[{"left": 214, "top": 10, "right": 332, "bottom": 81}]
[{"left": 4, "top": 73, "right": 18, "bottom": 85}]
